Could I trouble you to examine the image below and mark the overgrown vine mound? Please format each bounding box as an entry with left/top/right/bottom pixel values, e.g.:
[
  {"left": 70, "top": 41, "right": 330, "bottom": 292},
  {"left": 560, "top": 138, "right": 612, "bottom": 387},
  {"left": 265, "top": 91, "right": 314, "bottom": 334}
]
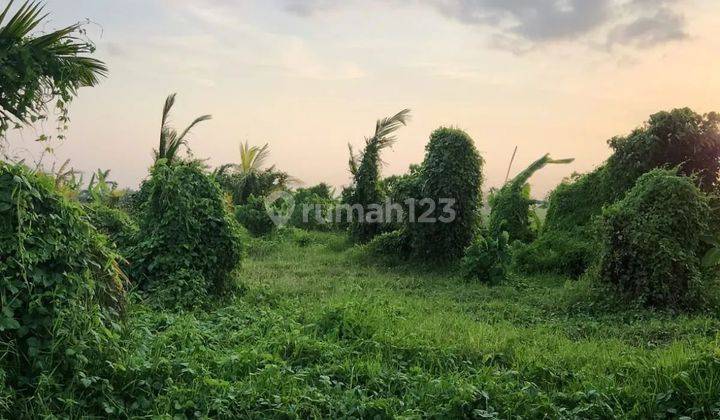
[
  {"left": 129, "top": 161, "right": 243, "bottom": 305},
  {"left": 0, "top": 162, "right": 126, "bottom": 408},
  {"left": 598, "top": 169, "right": 716, "bottom": 308}
]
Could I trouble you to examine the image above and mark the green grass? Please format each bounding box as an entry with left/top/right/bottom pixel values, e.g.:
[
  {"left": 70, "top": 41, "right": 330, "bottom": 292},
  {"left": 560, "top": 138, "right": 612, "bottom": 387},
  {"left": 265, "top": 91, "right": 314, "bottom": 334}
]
[{"left": 11, "top": 230, "right": 720, "bottom": 418}]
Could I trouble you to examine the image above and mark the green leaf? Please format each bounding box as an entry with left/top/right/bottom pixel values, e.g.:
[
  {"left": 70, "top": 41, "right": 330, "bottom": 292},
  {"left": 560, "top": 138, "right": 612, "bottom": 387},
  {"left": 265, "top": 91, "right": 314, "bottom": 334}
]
[{"left": 702, "top": 247, "right": 720, "bottom": 267}]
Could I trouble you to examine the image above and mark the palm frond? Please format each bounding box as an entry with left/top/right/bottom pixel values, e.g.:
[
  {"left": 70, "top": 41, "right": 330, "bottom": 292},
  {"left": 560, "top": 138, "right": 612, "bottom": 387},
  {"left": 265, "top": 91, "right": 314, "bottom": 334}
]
[
  {"left": 508, "top": 154, "right": 575, "bottom": 190},
  {"left": 372, "top": 108, "right": 411, "bottom": 150},
  {"left": 239, "top": 141, "right": 271, "bottom": 173},
  {"left": 154, "top": 93, "right": 210, "bottom": 164},
  {"left": 176, "top": 114, "right": 212, "bottom": 144}
]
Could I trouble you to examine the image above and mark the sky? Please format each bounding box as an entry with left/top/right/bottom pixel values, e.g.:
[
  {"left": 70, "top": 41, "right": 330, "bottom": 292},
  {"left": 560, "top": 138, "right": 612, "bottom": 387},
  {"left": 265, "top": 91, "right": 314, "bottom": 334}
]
[{"left": 6, "top": 0, "right": 720, "bottom": 197}]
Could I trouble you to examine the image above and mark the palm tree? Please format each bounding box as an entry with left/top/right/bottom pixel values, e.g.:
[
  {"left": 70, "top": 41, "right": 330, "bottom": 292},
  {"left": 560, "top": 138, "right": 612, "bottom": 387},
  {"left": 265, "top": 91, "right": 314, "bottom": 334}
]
[
  {"left": 489, "top": 153, "right": 574, "bottom": 242},
  {"left": 154, "top": 93, "right": 211, "bottom": 164},
  {"left": 348, "top": 108, "right": 411, "bottom": 242},
  {"left": 0, "top": 0, "right": 107, "bottom": 136},
  {"left": 213, "top": 141, "right": 299, "bottom": 204},
  {"left": 238, "top": 141, "right": 271, "bottom": 174}
]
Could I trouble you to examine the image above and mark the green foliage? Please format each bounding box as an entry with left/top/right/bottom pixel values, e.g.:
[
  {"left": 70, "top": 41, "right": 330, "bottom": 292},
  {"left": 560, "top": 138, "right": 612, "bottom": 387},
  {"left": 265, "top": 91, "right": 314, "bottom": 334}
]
[
  {"left": 84, "top": 202, "right": 138, "bottom": 256},
  {"left": 129, "top": 161, "right": 243, "bottom": 297},
  {"left": 546, "top": 109, "right": 720, "bottom": 234},
  {"left": 0, "top": 162, "right": 125, "bottom": 398},
  {"left": 0, "top": 0, "right": 107, "bottom": 138},
  {"left": 147, "top": 269, "right": 209, "bottom": 311},
  {"left": 512, "top": 228, "right": 596, "bottom": 278},
  {"left": 606, "top": 108, "right": 720, "bottom": 193},
  {"left": 544, "top": 167, "right": 612, "bottom": 232},
  {"left": 154, "top": 93, "right": 211, "bottom": 165},
  {"left": 383, "top": 164, "right": 423, "bottom": 232},
  {"left": 6, "top": 231, "right": 720, "bottom": 416},
  {"left": 535, "top": 108, "right": 720, "bottom": 277},
  {"left": 214, "top": 141, "right": 297, "bottom": 206},
  {"left": 410, "top": 127, "right": 484, "bottom": 261},
  {"left": 461, "top": 229, "right": 510, "bottom": 284},
  {"left": 289, "top": 183, "right": 337, "bottom": 231},
  {"left": 489, "top": 154, "right": 573, "bottom": 243},
  {"left": 235, "top": 194, "right": 275, "bottom": 236},
  {"left": 702, "top": 236, "right": 720, "bottom": 268},
  {"left": 348, "top": 109, "right": 410, "bottom": 243},
  {"left": 365, "top": 229, "right": 412, "bottom": 261},
  {"left": 598, "top": 169, "right": 715, "bottom": 308}
]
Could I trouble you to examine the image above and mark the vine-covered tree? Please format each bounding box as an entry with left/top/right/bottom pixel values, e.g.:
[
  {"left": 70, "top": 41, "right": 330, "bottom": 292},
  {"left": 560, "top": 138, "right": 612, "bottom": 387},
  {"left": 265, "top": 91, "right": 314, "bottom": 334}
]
[
  {"left": 348, "top": 109, "right": 411, "bottom": 243},
  {"left": 0, "top": 0, "right": 107, "bottom": 140},
  {"left": 410, "top": 127, "right": 483, "bottom": 261},
  {"left": 488, "top": 154, "right": 573, "bottom": 243}
]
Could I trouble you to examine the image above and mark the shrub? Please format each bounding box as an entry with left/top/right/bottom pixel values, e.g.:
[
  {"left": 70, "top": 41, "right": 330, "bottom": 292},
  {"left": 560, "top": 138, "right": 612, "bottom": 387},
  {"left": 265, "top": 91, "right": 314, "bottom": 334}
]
[
  {"left": 366, "top": 229, "right": 412, "bottom": 261},
  {"left": 598, "top": 169, "right": 714, "bottom": 308},
  {"left": 383, "top": 164, "right": 423, "bottom": 232},
  {"left": 129, "top": 161, "right": 243, "bottom": 296},
  {"left": 235, "top": 194, "right": 276, "bottom": 236},
  {"left": 410, "top": 127, "right": 483, "bottom": 261},
  {"left": 535, "top": 108, "right": 720, "bottom": 277},
  {"left": 0, "top": 163, "right": 126, "bottom": 396},
  {"left": 84, "top": 202, "right": 138, "bottom": 256},
  {"left": 289, "top": 184, "right": 337, "bottom": 231},
  {"left": 461, "top": 229, "right": 510, "bottom": 284},
  {"left": 544, "top": 167, "right": 613, "bottom": 233},
  {"left": 546, "top": 109, "right": 720, "bottom": 233},
  {"left": 605, "top": 108, "right": 720, "bottom": 194},
  {"left": 512, "top": 228, "right": 596, "bottom": 278}
]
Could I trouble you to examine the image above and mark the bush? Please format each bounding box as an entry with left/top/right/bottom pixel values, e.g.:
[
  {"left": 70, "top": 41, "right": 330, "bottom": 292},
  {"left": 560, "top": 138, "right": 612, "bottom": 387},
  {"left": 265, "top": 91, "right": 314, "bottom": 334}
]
[
  {"left": 544, "top": 167, "right": 612, "bottom": 233},
  {"left": 546, "top": 109, "right": 720, "bottom": 233},
  {"left": 129, "top": 161, "right": 243, "bottom": 296},
  {"left": 289, "top": 184, "right": 337, "bottom": 231},
  {"left": 410, "top": 127, "right": 484, "bottom": 261},
  {"left": 383, "top": 164, "right": 423, "bottom": 232},
  {"left": 235, "top": 194, "right": 276, "bottom": 236},
  {"left": 0, "top": 163, "right": 126, "bottom": 397},
  {"left": 598, "top": 169, "right": 714, "bottom": 308},
  {"left": 366, "top": 229, "right": 412, "bottom": 261},
  {"left": 512, "top": 228, "right": 596, "bottom": 278},
  {"left": 605, "top": 108, "right": 720, "bottom": 194},
  {"left": 84, "top": 202, "right": 138, "bottom": 255},
  {"left": 461, "top": 230, "right": 510, "bottom": 284},
  {"left": 535, "top": 108, "right": 720, "bottom": 277}
]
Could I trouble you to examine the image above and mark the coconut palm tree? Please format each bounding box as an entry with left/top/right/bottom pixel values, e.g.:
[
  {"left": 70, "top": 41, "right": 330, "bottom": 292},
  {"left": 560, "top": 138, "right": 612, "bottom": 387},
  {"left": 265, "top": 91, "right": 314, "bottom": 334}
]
[
  {"left": 213, "top": 141, "right": 299, "bottom": 205},
  {"left": 348, "top": 108, "right": 411, "bottom": 243},
  {"left": 238, "top": 141, "right": 271, "bottom": 174},
  {"left": 0, "top": 0, "right": 107, "bottom": 137},
  {"left": 153, "top": 93, "right": 211, "bottom": 164}
]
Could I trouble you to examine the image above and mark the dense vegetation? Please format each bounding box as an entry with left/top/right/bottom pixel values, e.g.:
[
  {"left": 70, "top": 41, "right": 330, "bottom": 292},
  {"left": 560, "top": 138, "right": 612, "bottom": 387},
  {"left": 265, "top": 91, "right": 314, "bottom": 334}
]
[
  {"left": 129, "top": 161, "right": 243, "bottom": 300},
  {"left": 523, "top": 108, "right": 720, "bottom": 278},
  {"left": 598, "top": 169, "right": 715, "bottom": 308},
  {"left": 0, "top": 163, "right": 126, "bottom": 412},
  {"left": 2, "top": 2, "right": 720, "bottom": 417}
]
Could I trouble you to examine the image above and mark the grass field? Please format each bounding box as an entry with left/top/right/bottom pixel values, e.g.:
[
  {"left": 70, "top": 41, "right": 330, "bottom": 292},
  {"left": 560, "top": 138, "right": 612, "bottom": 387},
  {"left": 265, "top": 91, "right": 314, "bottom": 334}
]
[{"left": 86, "top": 229, "right": 720, "bottom": 418}]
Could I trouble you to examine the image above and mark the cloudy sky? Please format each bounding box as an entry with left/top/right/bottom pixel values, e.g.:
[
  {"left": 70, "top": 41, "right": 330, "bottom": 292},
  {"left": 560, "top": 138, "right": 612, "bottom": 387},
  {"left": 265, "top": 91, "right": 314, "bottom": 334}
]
[{"left": 7, "top": 0, "right": 720, "bottom": 196}]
